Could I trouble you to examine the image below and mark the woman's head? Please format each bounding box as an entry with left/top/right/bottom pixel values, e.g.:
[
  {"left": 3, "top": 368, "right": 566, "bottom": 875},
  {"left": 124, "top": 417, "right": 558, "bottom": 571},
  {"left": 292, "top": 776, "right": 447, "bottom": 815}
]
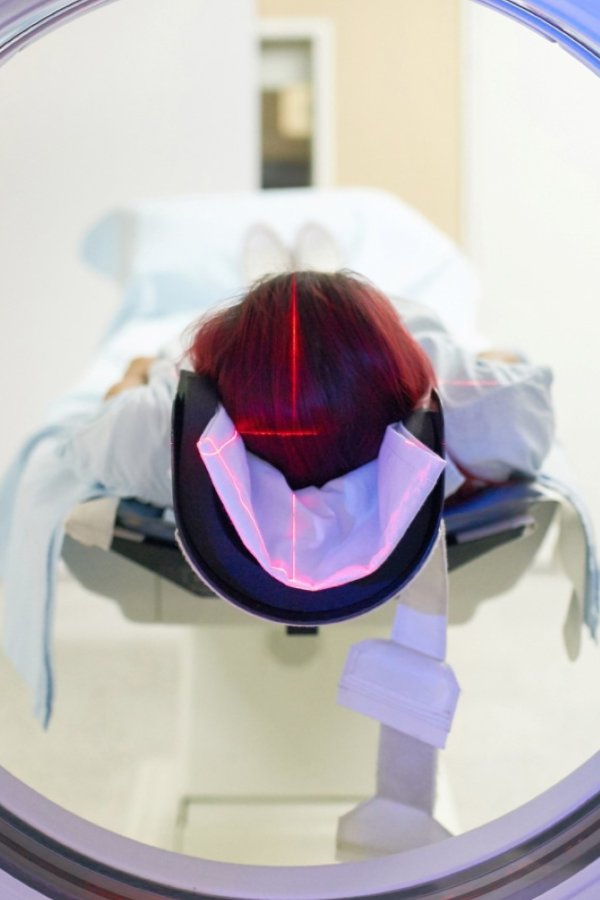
[{"left": 188, "top": 271, "right": 435, "bottom": 489}]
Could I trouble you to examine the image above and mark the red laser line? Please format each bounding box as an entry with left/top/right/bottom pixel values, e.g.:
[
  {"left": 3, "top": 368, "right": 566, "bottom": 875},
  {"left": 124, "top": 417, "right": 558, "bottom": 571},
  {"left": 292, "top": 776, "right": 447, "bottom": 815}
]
[
  {"left": 291, "top": 272, "right": 298, "bottom": 424},
  {"left": 241, "top": 275, "right": 320, "bottom": 439},
  {"left": 239, "top": 429, "right": 320, "bottom": 437},
  {"left": 292, "top": 493, "right": 297, "bottom": 583},
  {"left": 199, "top": 430, "right": 238, "bottom": 456},
  {"left": 199, "top": 279, "right": 321, "bottom": 587}
]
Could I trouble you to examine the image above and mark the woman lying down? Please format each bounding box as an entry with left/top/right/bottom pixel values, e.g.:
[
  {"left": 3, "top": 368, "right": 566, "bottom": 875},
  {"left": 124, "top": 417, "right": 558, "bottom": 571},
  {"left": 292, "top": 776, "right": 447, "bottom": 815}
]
[
  {"left": 72, "top": 268, "right": 554, "bottom": 514},
  {"left": 1, "top": 266, "right": 554, "bottom": 726}
]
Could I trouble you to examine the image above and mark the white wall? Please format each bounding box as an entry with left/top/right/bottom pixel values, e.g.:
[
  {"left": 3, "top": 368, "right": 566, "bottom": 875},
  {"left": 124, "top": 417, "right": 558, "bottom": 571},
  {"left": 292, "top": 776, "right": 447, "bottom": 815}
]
[
  {"left": 0, "top": 0, "right": 258, "bottom": 472},
  {"left": 462, "top": 1, "right": 600, "bottom": 522},
  {"left": 4, "top": 0, "right": 600, "bottom": 517}
]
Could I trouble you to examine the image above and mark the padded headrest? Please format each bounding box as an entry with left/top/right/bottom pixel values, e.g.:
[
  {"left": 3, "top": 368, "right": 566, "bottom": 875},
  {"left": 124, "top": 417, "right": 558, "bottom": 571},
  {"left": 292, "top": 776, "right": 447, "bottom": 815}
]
[{"left": 172, "top": 372, "right": 445, "bottom": 625}]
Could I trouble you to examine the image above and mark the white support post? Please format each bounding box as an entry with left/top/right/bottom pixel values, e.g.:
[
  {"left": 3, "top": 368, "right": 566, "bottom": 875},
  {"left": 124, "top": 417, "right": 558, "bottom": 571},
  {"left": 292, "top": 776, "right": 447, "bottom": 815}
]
[{"left": 336, "top": 528, "right": 459, "bottom": 858}]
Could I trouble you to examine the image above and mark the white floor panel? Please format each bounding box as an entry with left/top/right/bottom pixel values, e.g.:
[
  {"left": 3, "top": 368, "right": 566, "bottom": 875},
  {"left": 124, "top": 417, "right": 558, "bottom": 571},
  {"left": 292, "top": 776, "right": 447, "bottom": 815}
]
[
  {"left": 0, "top": 559, "right": 598, "bottom": 866},
  {"left": 178, "top": 797, "right": 361, "bottom": 866}
]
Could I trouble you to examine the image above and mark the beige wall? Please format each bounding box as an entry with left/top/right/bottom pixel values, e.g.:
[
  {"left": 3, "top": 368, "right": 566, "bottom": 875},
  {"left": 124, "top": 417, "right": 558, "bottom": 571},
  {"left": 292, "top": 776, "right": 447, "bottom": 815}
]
[{"left": 259, "top": 0, "right": 461, "bottom": 240}]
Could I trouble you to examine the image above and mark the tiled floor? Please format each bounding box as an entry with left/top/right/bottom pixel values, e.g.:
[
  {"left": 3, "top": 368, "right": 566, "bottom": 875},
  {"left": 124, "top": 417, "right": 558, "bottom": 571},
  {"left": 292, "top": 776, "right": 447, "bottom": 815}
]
[{"left": 0, "top": 554, "right": 598, "bottom": 865}]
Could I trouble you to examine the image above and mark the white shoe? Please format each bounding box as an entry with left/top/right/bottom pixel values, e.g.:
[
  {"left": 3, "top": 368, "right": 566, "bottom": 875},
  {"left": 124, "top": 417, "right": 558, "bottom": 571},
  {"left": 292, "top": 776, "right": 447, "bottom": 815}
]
[
  {"left": 242, "top": 223, "right": 292, "bottom": 284},
  {"left": 293, "top": 222, "right": 343, "bottom": 272}
]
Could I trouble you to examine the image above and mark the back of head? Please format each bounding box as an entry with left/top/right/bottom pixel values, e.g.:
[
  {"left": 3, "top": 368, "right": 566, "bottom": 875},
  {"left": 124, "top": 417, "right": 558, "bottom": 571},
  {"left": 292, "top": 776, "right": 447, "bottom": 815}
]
[{"left": 189, "top": 271, "right": 435, "bottom": 489}]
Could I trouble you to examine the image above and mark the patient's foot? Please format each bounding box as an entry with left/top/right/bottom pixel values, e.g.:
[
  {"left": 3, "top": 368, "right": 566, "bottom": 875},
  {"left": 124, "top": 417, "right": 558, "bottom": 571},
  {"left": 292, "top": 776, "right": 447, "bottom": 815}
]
[
  {"left": 242, "top": 223, "right": 292, "bottom": 284},
  {"left": 293, "top": 222, "right": 343, "bottom": 272}
]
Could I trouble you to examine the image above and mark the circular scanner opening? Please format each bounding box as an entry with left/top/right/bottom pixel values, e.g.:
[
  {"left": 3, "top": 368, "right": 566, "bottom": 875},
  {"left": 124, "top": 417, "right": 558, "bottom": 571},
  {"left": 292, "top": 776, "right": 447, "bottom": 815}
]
[{"left": 1, "top": 2, "right": 599, "bottom": 898}]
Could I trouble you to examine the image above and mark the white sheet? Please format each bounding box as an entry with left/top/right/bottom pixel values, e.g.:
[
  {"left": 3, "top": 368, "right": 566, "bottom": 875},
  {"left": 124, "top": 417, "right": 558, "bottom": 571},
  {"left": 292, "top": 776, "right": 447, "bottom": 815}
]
[
  {"left": 198, "top": 404, "right": 445, "bottom": 591},
  {"left": 82, "top": 187, "right": 484, "bottom": 351}
]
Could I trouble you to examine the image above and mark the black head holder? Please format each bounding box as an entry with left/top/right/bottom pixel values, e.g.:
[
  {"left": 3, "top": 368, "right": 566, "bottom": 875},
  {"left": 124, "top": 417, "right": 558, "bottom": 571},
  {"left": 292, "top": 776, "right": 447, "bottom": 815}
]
[{"left": 172, "top": 371, "right": 445, "bottom": 625}]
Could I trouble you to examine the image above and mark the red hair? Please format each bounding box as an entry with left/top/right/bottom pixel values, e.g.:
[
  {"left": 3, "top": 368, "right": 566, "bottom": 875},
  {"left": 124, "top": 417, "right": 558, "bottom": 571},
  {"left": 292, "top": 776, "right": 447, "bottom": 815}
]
[{"left": 188, "top": 271, "right": 435, "bottom": 489}]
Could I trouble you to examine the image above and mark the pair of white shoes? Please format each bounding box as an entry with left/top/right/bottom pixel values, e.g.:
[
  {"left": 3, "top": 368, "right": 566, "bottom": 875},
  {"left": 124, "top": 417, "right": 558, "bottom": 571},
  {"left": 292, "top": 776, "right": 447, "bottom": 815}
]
[{"left": 242, "top": 222, "right": 344, "bottom": 284}]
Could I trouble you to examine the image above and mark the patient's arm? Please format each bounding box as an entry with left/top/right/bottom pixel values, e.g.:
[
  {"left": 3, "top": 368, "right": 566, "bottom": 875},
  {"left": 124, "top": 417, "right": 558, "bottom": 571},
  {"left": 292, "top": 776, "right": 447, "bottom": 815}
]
[
  {"left": 393, "top": 297, "right": 555, "bottom": 489},
  {"left": 65, "top": 358, "right": 177, "bottom": 509}
]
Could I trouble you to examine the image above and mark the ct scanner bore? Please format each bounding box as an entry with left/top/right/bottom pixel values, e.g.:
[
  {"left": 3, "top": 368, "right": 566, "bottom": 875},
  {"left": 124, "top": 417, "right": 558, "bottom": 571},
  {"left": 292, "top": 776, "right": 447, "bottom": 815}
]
[{"left": 1, "top": 1, "right": 600, "bottom": 897}]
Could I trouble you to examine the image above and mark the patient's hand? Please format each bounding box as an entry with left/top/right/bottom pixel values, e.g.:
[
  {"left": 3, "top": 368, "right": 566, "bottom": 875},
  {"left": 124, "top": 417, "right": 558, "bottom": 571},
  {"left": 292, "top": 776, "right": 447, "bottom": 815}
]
[
  {"left": 104, "top": 356, "right": 157, "bottom": 400},
  {"left": 477, "top": 349, "right": 524, "bottom": 364}
]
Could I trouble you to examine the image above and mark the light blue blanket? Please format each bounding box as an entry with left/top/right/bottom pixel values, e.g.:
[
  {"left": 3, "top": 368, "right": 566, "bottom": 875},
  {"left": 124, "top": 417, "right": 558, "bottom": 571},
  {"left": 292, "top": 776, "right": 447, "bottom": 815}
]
[
  {"left": 0, "top": 274, "right": 202, "bottom": 727},
  {"left": 0, "top": 426, "right": 106, "bottom": 725}
]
